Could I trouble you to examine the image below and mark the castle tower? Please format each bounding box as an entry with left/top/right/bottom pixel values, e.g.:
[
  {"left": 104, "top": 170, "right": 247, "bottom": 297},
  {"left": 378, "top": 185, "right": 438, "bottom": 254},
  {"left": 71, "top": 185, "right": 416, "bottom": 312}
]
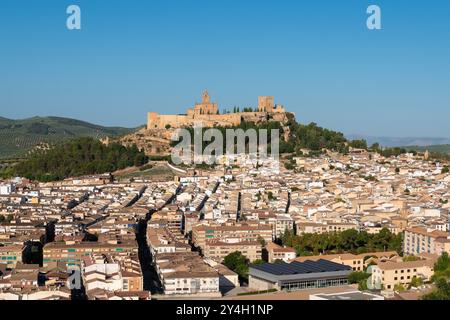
[
  {"left": 258, "top": 96, "right": 274, "bottom": 112},
  {"left": 147, "top": 112, "right": 159, "bottom": 130},
  {"left": 202, "top": 90, "right": 210, "bottom": 104},
  {"left": 194, "top": 90, "right": 218, "bottom": 115}
]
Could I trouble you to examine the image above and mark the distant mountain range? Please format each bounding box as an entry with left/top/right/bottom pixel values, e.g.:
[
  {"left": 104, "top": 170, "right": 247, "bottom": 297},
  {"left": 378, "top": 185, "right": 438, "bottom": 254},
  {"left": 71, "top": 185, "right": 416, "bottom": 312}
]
[
  {"left": 0, "top": 116, "right": 137, "bottom": 159},
  {"left": 346, "top": 134, "right": 450, "bottom": 148},
  {"left": 1, "top": 116, "right": 448, "bottom": 160}
]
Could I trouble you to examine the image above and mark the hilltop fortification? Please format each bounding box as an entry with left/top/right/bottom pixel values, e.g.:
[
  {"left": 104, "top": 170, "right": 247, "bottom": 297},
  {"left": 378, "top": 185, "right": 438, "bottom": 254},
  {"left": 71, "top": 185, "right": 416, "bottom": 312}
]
[
  {"left": 119, "top": 91, "right": 293, "bottom": 156},
  {"left": 147, "top": 90, "right": 290, "bottom": 129}
]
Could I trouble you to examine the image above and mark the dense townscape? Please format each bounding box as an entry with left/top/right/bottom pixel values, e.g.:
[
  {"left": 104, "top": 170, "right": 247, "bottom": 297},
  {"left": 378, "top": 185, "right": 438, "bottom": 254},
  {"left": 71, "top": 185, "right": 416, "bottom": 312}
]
[{"left": 1, "top": 142, "right": 449, "bottom": 300}]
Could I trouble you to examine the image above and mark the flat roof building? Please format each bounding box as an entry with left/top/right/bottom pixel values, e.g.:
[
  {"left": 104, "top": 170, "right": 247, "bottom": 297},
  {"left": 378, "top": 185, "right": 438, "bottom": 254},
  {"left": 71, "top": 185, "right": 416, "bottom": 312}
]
[{"left": 249, "top": 259, "right": 352, "bottom": 292}]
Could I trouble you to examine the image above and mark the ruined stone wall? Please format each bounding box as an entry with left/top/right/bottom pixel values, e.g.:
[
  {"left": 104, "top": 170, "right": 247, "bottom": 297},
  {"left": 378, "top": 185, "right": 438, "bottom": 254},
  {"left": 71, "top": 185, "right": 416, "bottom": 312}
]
[
  {"left": 147, "top": 112, "right": 243, "bottom": 129},
  {"left": 148, "top": 110, "right": 289, "bottom": 130},
  {"left": 147, "top": 113, "right": 190, "bottom": 129}
]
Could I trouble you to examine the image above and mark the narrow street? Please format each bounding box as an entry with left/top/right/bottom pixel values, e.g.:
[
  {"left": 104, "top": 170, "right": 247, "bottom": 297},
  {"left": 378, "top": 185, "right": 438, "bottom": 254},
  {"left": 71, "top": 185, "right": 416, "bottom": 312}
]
[{"left": 135, "top": 183, "right": 183, "bottom": 294}]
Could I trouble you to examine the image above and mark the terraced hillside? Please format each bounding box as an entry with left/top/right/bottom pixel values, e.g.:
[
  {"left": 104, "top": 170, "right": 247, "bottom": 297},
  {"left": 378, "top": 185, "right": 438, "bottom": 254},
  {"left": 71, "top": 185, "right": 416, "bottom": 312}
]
[{"left": 0, "top": 116, "right": 136, "bottom": 159}]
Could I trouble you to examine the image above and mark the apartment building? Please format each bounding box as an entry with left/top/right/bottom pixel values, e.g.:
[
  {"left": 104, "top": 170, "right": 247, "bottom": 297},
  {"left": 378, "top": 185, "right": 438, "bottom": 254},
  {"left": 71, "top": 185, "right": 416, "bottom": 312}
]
[
  {"left": 154, "top": 252, "right": 220, "bottom": 296},
  {"left": 0, "top": 245, "right": 23, "bottom": 268},
  {"left": 192, "top": 223, "right": 273, "bottom": 250},
  {"left": 403, "top": 227, "right": 450, "bottom": 256},
  {"left": 295, "top": 221, "right": 358, "bottom": 235},
  {"left": 151, "top": 209, "right": 183, "bottom": 230},
  {"left": 325, "top": 222, "right": 359, "bottom": 233},
  {"left": 296, "top": 222, "right": 327, "bottom": 235},
  {"left": 80, "top": 253, "right": 144, "bottom": 293},
  {"left": 163, "top": 271, "right": 219, "bottom": 296},
  {"left": 203, "top": 240, "right": 262, "bottom": 262},
  {"left": 370, "top": 256, "right": 437, "bottom": 291},
  {"left": 265, "top": 242, "right": 296, "bottom": 263},
  {"left": 147, "top": 226, "right": 191, "bottom": 257},
  {"left": 295, "top": 251, "right": 399, "bottom": 272},
  {"left": 43, "top": 241, "right": 138, "bottom": 266},
  {"left": 83, "top": 257, "right": 123, "bottom": 293},
  {"left": 274, "top": 214, "right": 294, "bottom": 239}
]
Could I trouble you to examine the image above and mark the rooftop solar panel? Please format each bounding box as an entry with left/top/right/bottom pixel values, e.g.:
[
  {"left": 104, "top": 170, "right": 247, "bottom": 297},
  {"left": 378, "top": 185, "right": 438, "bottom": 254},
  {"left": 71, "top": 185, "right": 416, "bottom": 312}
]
[{"left": 252, "top": 259, "right": 351, "bottom": 275}]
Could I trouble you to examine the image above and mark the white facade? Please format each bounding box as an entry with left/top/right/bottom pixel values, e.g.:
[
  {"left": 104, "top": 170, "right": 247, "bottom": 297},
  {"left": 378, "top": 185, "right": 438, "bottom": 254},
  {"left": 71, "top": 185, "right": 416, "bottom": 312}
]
[
  {"left": 163, "top": 276, "right": 219, "bottom": 295},
  {"left": 0, "top": 184, "right": 15, "bottom": 195},
  {"left": 83, "top": 262, "right": 124, "bottom": 292}
]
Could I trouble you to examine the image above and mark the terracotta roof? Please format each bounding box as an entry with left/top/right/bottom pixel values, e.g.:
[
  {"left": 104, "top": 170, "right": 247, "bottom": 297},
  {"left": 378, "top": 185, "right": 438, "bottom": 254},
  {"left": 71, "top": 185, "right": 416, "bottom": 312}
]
[
  {"left": 406, "top": 227, "right": 449, "bottom": 238},
  {"left": 377, "top": 258, "right": 436, "bottom": 271}
]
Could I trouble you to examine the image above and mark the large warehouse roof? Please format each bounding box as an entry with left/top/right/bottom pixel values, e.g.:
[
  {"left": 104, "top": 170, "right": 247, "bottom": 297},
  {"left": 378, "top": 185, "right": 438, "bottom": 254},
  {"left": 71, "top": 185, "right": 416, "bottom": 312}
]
[{"left": 251, "top": 259, "right": 351, "bottom": 276}]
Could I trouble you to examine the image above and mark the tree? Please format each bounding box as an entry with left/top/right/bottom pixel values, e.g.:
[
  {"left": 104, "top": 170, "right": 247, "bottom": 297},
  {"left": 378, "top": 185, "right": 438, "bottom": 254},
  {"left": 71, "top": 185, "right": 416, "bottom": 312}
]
[
  {"left": 381, "top": 147, "right": 407, "bottom": 158},
  {"left": 348, "top": 271, "right": 370, "bottom": 284},
  {"left": 349, "top": 139, "right": 368, "bottom": 150},
  {"left": 257, "top": 236, "right": 266, "bottom": 247},
  {"left": 442, "top": 166, "right": 449, "bottom": 174},
  {"left": 422, "top": 278, "right": 450, "bottom": 300},
  {"left": 409, "top": 276, "right": 423, "bottom": 288},
  {"left": 370, "top": 143, "right": 381, "bottom": 152},
  {"left": 433, "top": 252, "right": 450, "bottom": 281},
  {"left": 223, "top": 251, "right": 249, "bottom": 281},
  {"left": 340, "top": 229, "right": 359, "bottom": 251},
  {"left": 279, "top": 227, "right": 402, "bottom": 256},
  {"left": 251, "top": 259, "right": 265, "bottom": 266},
  {"left": 358, "top": 279, "right": 368, "bottom": 291},
  {"left": 421, "top": 252, "right": 450, "bottom": 299},
  {"left": 394, "top": 283, "right": 406, "bottom": 292},
  {"left": 13, "top": 138, "right": 148, "bottom": 182}
]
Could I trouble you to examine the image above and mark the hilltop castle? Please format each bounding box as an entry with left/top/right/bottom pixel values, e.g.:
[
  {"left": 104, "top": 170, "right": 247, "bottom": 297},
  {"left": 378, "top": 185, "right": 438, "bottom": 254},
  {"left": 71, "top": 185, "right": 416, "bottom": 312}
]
[{"left": 147, "top": 90, "right": 288, "bottom": 130}]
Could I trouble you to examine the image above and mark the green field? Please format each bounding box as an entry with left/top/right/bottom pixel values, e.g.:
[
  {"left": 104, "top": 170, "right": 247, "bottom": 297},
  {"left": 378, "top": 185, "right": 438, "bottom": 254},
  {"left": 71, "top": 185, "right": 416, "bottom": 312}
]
[{"left": 0, "top": 116, "right": 137, "bottom": 159}]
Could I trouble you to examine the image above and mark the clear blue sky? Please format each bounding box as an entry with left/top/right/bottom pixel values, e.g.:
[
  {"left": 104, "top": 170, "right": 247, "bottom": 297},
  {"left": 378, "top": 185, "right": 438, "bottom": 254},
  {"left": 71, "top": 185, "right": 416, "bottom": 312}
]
[{"left": 1, "top": 0, "right": 449, "bottom": 138}]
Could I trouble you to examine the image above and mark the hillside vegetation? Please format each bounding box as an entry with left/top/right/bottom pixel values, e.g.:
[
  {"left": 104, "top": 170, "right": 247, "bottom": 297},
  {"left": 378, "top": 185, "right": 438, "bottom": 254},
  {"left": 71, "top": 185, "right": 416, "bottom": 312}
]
[
  {"left": 405, "top": 144, "right": 450, "bottom": 155},
  {"left": 0, "top": 116, "right": 136, "bottom": 159},
  {"left": 10, "top": 137, "right": 148, "bottom": 182}
]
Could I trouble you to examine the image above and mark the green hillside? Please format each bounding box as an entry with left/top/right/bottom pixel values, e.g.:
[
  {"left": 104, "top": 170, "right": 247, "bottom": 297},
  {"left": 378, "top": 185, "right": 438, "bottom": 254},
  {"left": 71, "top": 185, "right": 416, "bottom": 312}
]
[{"left": 0, "top": 116, "right": 136, "bottom": 159}]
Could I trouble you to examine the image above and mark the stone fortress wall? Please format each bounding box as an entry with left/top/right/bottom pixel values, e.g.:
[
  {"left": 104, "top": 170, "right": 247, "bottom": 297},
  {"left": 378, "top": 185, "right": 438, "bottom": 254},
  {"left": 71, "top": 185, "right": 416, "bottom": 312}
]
[{"left": 147, "top": 90, "right": 287, "bottom": 130}]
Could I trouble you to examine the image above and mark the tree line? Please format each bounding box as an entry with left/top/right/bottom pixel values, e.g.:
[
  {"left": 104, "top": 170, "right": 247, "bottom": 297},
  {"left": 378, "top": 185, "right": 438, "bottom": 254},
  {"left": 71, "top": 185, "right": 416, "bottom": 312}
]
[
  {"left": 279, "top": 228, "right": 403, "bottom": 256},
  {"left": 9, "top": 137, "right": 148, "bottom": 182}
]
